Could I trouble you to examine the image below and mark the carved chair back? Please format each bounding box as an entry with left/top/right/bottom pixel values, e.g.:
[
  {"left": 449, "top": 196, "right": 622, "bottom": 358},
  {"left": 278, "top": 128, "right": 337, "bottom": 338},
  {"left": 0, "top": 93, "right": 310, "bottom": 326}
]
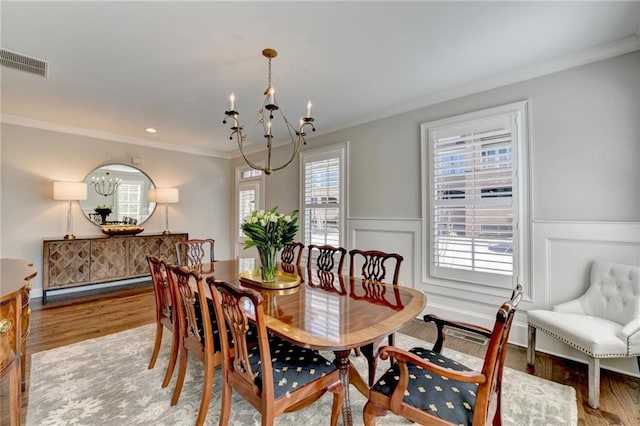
[
  {"left": 175, "top": 238, "right": 215, "bottom": 266},
  {"left": 348, "top": 249, "right": 403, "bottom": 284},
  {"left": 307, "top": 244, "right": 346, "bottom": 274},
  {"left": 280, "top": 242, "right": 304, "bottom": 265}
]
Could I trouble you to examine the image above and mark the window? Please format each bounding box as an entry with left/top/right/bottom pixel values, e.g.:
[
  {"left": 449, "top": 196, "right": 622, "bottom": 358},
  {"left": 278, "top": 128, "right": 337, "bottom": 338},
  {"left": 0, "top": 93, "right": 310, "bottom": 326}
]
[
  {"left": 300, "top": 142, "right": 348, "bottom": 248},
  {"left": 422, "top": 101, "right": 529, "bottom": 289},
  {"left": 236, "top": 166, "right": 264, "bottom": 252},
  {"left": 117, "top": 182, "right": 141, "bottom": 222}
]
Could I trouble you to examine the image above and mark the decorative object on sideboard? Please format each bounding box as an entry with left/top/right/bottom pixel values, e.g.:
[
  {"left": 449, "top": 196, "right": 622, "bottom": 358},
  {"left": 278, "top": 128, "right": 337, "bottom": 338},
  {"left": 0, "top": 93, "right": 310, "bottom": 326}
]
[
  {"left": 223, "top": 48, "right": 316, "bottom": 175},
  {"left": 101, "top": 225, "right": 145, "bottom": 236},
  {"left": 148, "top": 187, "right": 179, "bottom": 235},
  {"left": 53, "top": 181, "right": 87, "bottom": 240},
  {"left": 94, "top": 205, "right": 112, "bottom": 225}
]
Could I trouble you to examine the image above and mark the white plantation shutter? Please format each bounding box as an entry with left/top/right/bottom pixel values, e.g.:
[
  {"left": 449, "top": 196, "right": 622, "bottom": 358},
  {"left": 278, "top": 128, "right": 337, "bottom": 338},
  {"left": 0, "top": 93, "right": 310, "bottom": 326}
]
[
  {"left": 238, "top": 187, "right": 256, "bottom": 238},
  {"left": 300, "top": 143, "right": 347, "bottom": 250},
  {"left": 425, "top": 102, "right": 528, "bottom": 289},
  {"left": 236, "top": 166, "right": 264, "bottom": 250}
]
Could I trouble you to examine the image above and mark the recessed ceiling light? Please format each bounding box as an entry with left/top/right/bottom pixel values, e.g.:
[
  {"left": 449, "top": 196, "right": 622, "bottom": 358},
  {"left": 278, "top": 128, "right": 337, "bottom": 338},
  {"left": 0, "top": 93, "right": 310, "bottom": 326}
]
[{"left": 145, "top": 128, "right": 157, "bottom": 133}]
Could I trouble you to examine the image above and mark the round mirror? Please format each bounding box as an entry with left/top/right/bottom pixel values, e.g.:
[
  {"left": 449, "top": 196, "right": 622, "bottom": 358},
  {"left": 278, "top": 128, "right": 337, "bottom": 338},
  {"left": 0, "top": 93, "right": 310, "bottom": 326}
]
[{"left": 80, "top": 164, "right": 156, "bottom": 227}]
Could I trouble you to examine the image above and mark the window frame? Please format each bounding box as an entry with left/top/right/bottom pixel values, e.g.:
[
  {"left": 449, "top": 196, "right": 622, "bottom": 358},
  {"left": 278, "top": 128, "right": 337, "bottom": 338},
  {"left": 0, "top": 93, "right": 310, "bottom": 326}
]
[
  {"left": 421, "top": 101, "right": 530, "bottom": 292},
  {"left": 299, "top": 142, "right": 348, "bottom": 249},
  {"left": 235, "top": 165, "right": 265, "bottom": 256}
]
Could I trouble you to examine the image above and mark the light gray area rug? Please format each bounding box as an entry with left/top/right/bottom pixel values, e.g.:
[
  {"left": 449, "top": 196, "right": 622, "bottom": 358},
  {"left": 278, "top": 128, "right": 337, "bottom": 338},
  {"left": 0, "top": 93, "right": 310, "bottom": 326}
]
[{"left": 27, "top": 324, "right": 577, "bottom": 425}]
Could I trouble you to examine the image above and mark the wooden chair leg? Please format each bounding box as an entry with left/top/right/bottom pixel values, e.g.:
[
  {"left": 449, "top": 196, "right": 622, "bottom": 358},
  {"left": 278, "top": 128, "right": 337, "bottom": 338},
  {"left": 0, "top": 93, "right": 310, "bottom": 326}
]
[
  {"left": 148, "top": 323, "right": 163, "bottom": 369},
  {"left": 363, "top": 400, "right": 386, "bottom": 426},
  {"left": 587, "top": 357, "right": 600, "bottom": 409},
  {"left": 196, "top": 361, "right": 214, "bottom": 426},
  {"left": 527, "top": 325, "right": 536, "bottom": 367},
  {"left": 219, "top": 380, "right": 232, "bottom": 426},
  {"left": 171, "top": 347, "right": 188, "bottom": 406},
  {"left": 162, "top": 329, "right": 179, "bottom": 388}
]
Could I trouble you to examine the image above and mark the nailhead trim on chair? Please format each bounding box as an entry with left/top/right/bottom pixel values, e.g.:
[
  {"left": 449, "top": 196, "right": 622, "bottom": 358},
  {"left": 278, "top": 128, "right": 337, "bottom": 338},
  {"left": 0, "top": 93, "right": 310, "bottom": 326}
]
[{"left": 528, "top": 322, "right": 640, "bottom": 358}]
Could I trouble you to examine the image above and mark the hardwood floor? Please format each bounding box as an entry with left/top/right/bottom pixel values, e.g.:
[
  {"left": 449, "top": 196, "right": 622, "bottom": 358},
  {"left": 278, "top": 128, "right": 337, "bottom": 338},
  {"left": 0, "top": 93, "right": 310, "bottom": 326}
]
[{"left": 7, "top": 284, "right": 640, "bottom": 425}]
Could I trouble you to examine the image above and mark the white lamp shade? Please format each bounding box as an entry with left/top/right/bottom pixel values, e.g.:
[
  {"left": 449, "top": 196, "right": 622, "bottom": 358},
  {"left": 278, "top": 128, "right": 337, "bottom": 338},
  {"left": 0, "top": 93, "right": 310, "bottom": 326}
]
[
  {"left": 53, "top": 182, "right": 88, "bottom": 201},
  {"left": 151, "top": 187, "right": 179, "bottom": 203}
]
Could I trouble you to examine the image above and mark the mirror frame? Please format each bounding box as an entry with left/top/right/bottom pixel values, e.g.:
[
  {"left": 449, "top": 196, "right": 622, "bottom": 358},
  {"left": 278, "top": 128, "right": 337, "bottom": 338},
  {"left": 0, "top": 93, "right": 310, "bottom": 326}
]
[{"left": 80, "top": 163, "right": 157, "bottom": 227}]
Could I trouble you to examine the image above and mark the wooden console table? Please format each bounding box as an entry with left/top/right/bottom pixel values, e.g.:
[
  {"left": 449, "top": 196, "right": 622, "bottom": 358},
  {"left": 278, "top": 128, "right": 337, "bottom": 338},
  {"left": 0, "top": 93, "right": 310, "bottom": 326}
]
[
  {"left": 1, "top": 258, "right": 37, "bottom": 426},
  {"left": 42, "top": 233, "right": 188, "bottom": 303}
]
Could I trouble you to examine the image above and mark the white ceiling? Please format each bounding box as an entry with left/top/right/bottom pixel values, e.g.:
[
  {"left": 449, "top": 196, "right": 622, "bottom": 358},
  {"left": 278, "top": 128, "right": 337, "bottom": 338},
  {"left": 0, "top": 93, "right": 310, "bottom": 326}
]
[{"left": 2, "top": 1, "right": 639, "bottom": 157}]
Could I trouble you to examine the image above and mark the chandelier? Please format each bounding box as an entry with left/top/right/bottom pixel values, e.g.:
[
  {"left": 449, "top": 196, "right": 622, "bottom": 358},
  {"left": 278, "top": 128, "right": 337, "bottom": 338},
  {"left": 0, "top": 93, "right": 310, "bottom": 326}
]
[
  {"left": 223, "top": 48, "right": 315, "bottom": 175},
  {"left": 91, "top": 171, "right": 121, "bottom": 197}
]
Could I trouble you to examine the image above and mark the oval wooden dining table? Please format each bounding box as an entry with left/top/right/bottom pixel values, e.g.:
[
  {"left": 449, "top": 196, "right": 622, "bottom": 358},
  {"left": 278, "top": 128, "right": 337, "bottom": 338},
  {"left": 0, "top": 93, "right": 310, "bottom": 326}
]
[{"left": 194, "top": 258, "right": 426, "bottom": 426}]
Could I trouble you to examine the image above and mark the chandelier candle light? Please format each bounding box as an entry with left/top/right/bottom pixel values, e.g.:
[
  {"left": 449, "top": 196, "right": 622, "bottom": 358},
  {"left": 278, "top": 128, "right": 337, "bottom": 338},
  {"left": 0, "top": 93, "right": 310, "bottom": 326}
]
[{"left": 223, "top": 48, "right": 316, "bottom": 175}]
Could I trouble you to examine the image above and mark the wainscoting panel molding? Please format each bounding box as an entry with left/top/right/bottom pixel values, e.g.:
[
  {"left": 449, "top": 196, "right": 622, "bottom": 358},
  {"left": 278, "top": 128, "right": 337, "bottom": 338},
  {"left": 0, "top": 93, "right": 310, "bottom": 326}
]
[{"left": 347, "top": 218, "right": 421, "bottom": 292}]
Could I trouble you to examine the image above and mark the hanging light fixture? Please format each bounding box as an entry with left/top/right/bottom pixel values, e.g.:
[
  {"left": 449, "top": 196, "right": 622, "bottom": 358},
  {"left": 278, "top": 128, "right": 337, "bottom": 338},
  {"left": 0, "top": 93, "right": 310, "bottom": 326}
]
[
  {"left": 91, "top": 170, "right": 121, "bottom": 197},
  {"left": 223, "top": 48, "right": 315, "bottom": 175}
]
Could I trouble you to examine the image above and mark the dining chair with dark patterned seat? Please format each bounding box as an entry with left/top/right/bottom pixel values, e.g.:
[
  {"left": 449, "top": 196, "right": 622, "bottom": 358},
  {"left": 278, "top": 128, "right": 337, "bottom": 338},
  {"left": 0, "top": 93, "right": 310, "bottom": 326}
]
[
  {"left": 175, "top": 238, "right": 215, "bottom": 267},
  {"left": 166, "top": 264, "right": 223, "bottom": 426},
  {"left": 207, "top": 278, "right": 345, "bottom": 426},
  {"left": 363, "top": 285, "right": 522, "bottom": 426},
  {"left": 348, "top": 249, "right": 404, "bottom": 385},
  {"left": 146, "top": 255, "right": 179, "bottom": 388},
  {"left": 307, "top": 244, "right": 346, "bottom": 274}
]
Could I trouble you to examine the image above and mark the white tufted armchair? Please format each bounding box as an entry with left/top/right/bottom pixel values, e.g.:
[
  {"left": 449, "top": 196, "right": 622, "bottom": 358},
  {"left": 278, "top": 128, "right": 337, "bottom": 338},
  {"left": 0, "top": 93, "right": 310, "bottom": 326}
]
[{"left": 527, "top": 261, "right": 640, "bottom": 409}]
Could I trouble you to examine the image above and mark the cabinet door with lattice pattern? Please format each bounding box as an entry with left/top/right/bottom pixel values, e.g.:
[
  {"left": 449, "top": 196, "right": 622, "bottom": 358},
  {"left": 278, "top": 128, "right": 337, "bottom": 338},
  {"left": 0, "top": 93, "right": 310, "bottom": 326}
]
[
  {"left": 90, "top": 238, "right": 128, "bottom": 281},
  {"left": 44, "top": 241, "right": 90, "bottom": 288},
  {"left": 128, "top": 234, "right": 187, "bottom": 276}
]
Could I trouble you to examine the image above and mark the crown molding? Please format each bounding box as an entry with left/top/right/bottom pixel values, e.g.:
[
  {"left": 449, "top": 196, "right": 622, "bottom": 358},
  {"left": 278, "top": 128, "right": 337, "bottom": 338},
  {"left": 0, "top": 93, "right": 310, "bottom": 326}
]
[
  {"left": 0, "top": 114, "right": 232, "bottom": 159},
  {"left": 270, "top": 34, "right": 640, "bottom": 155}
]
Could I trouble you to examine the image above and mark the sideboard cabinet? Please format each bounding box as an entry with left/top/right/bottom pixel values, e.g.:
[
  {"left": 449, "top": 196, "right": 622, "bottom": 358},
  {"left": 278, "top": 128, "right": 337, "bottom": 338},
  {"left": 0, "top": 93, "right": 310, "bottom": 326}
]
[
  {"left": 42, "top": 233, "right": 187, "bottom": 303},
  {"left": 1, "top": 259, "right": 36, "bottom": 426}
]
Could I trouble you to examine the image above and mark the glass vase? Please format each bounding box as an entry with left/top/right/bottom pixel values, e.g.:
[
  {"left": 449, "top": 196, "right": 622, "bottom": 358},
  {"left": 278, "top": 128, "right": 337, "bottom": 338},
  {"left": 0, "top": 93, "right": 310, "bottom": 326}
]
[{"left": 258, "top": 245, "right": 277, "bottom": 283}]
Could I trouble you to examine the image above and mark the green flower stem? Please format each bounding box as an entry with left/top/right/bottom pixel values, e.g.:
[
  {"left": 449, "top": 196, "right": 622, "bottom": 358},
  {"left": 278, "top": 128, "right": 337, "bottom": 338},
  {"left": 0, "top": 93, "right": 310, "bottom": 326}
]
[{"left": 258, "top": 245, "right": 277, "bottom": 283}]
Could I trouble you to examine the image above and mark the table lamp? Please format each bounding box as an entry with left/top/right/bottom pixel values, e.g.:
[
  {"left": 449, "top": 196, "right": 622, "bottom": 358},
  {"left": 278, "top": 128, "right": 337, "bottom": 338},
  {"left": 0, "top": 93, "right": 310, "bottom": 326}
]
[
  {"left": 149, "top": 187, "right": 179, "bottom": 235},
  {"left": 53, "top": 181, "right": 88, "bottom": 240}
]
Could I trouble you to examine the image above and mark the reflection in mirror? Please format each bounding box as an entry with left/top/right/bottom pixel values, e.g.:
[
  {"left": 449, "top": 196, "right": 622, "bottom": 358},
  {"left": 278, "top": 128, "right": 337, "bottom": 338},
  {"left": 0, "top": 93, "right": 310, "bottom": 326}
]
[{"left": 80, "top": 164, "right": 156, "bottom": 227}]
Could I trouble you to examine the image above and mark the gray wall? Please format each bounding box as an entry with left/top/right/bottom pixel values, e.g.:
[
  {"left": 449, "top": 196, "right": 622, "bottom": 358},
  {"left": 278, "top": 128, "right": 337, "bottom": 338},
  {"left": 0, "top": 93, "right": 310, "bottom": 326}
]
[
  {"left": 1, "top": 124, "right": 232, "bottom": 296},
  {"left": 235, "top": 51, "right": 640, "bottom": 223}
]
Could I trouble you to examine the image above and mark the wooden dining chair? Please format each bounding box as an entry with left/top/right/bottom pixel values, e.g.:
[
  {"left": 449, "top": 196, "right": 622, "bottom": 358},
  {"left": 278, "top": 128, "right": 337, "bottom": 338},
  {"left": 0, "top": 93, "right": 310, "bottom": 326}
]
[
  {"left": 280, "top": 241, "right": 304, "bottom": 265},
  {"left": 307, "top": 244, "right": 346, "bottom": 274},
  {"left": 146, "top": 255, "right": 179, "bottom": 388},
  {"left": 363, "top": 285, "right": 522, "bottom": 426},
  {"left": 166, "top": 264, "right": 223, "bottom": 426},
  {"left": 175, "top": 238, "right": 215, "bottom": 266},
  {"left": 206, "top": 278, "right": 345, "bottom": 426},
  {"left": 348, "top": 249, "right": 403, "bottom": 385}
]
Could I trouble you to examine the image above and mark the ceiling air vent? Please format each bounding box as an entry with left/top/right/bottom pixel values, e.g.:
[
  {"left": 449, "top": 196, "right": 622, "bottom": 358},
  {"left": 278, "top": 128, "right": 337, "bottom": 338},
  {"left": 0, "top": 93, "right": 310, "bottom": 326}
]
[{"left": 0, "top": 48, "right": 48, "bottom": 77}]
